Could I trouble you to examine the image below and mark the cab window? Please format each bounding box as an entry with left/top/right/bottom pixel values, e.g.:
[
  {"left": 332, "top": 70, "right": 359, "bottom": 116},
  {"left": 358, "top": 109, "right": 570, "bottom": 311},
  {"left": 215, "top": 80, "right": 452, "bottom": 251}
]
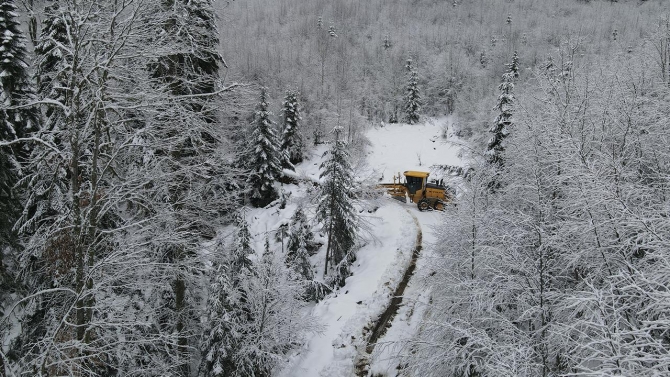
[{"left": 406, "top": 176, "right": 423, "bottom": 194}]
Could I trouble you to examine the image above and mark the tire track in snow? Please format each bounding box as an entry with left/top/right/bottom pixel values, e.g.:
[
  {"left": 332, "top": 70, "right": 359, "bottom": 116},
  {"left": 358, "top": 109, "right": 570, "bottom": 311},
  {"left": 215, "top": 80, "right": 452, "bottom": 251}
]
[{"left": 355, "top": 209, "right": 422, "bottom": 376}]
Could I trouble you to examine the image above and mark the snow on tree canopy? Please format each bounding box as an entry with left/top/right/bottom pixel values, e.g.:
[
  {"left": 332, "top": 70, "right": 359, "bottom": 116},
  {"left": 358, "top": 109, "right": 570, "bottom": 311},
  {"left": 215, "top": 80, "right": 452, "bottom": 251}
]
[{"left": 247, "top": 87, "right": 283, "bottom": 207}]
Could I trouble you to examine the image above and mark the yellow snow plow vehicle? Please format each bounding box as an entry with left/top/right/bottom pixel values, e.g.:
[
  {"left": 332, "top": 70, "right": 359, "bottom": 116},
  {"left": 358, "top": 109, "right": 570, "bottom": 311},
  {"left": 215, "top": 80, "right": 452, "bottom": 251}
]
[{"left": 379, "top": 171, "right": 451, "bottom": 211}]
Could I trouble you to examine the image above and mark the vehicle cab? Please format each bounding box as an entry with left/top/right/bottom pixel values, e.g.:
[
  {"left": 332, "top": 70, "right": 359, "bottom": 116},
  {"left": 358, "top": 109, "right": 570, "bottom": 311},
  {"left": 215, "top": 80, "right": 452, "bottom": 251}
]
[{"left": 403, "top": 171, "right": 430, "bottom": 202}]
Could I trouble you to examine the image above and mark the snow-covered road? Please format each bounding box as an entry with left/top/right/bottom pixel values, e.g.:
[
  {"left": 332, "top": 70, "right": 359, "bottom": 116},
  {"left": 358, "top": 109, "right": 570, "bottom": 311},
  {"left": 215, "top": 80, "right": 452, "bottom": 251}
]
[{"left": 279, "top": 202, "right": 417, "bottom": 377}]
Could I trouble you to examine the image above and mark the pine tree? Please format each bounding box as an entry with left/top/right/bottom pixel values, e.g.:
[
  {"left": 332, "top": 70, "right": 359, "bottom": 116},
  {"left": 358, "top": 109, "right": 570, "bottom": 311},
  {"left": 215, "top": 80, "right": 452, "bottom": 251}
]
[
  {"left": 199, "top": 218, "right": 254, "bottom": 377},
  {"left": 403, "top": 58, "right": 421, "bottom": 124},
  {"left": 286, "top": 205, "right": 332, "bottom": 301},
  {"left": 280, "top": 89, "right": 303, "bottom": 168},
  {"left": 232, "top": 209, "right": 253, "bottom": 272},
  {"left": 317, "top": 127, "right": 359, "bottom": 287},
  {"left": 22, "top": 2, "right": 71, "bottom": 239},
  {"left": 486, "top": 71, "right": 515, "bottom": 169},
  {"left": 200, "top": 226, "right": 317, "bottom": 377},
  {"left": 0, "top": 151, "right": 19, "bottom": 247},
  {"left": 0, "top": 0, "right": 37, "bottom": 248},
  {"left": 248, "top": 87, "right": 283, "bottom": 207},
  {"left": 151, "top": 0, "right": 222, "bottom": 98},
  {"left": 0, "top": 0, "right": 38, "bottom": 148},
  {"left": 34, "top": 2, "right": 68, "bottom": 134},
  {"left": 0, "top": 149, "right": 19, "bottom": 356},
  {"left": 0, "top": 0, "right": 62, "bottom": 346},
  {"left": 0, "top": 134, "right": 20, "bottom": 252},
  {"left": 508, "top": 51, "right": 520, "bottom": 79},
  {"left": 199, "top": 255, "right": 240, "bottom": 377},
  {"left": 286, "top": 205, "right": 315, "bottom": 281}
]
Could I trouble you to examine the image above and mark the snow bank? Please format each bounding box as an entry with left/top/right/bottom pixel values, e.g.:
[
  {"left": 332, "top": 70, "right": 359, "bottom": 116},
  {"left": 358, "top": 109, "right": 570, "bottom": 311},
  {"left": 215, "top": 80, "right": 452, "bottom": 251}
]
[
  {"left": 279, "top": 204, "right": 416, "bottom": 377},
  {"left": 319, "top": 207, "right": 418, "bottom": 377}
]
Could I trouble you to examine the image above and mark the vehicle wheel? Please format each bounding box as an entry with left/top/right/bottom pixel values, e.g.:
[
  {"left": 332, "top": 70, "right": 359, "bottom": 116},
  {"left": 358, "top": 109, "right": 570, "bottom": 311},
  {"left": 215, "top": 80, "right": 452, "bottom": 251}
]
[
  {"left": 433, "top": 200, "right": 443, "bottom": 211},
  {"left": 417, "top": 199, "right": 430, "bottom": 211}
]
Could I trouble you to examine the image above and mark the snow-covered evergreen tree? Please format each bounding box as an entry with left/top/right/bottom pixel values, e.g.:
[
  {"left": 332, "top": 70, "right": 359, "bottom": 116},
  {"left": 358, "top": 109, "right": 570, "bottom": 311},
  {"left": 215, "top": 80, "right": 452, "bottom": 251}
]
[
  {"left": 199, "top": 216, "right": 253, "bottom": 377},
  {"left": 508, "top": 50, "right": 520, "bottom": 79},
  {"left": 33, "top": 2, "right": 68, "bottom": 133},
  {"left": 286, "top": 205, "right": 331, "bottom": 301},
  {"left": 280, "top": 89, "right": 303, "bottom": 168},
  {"left": 0, "top": 0, "right": 37, "bottom": 246},
  {"left": 248, "top": 87, "right": 282, "bottom": 207},
  {"left": 232, "top": 209, "right": 253, "bottom": 271},
  {"left": 286, "top": 205, "right": 315, "bottom": 281},
  {"left": 0, "top": 148, "right": 20, "bottom": 353},
  {"left": 200, "top": 225, "right": 317, "bottom": 377},
  {"left": 0, "top": 150, "right": 19, "bottom": 247},
  {"left": 0, "top": 119, "right": 21, "bottom": 251},
  {"left": 151, "top": 0, "right": 223, "bottom": 98},
  {"left": 317, "top": 126, "right": 359, "bottom": 287},
  {"left": 20, "top": 2, "right": 71, "bottom": 240},
  {"left": 199, "top": 253, "right": 241, "bottom": 377},
  {"left": 486, "top": 71, "right": 515, "bottom": 169},
  {"left": 0, "top": 0, "right": 38, "bottom": 151},
  {"left": 403, "top": 58, "right": 421, "bottom": 124},
  {"left": 3, "top": 7, "right": 76, "bottom": 373}
]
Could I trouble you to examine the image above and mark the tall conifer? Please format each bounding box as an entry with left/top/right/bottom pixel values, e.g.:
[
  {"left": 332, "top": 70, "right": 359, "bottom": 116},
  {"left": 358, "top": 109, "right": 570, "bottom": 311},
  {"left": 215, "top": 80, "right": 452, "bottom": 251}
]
[
  {"left": 487, "top": 54, "right": 517, "bottom": 173},
  {"left": 0, "top": 0, "right": 38, "bottom": 146},
  {"left": 508, "top": 51, "right": 520, "bottom": 79},
  {"left": 200, "top": 215, "right": 254, "bottom": 377},
  {"left": 34, "top": 2, "right": 68, "bottom": 134},
  {"left": 317, "top": 127, "right": 359, "bottom": 287},
  {"left": 286, "top": 206, "right": 315, "bottom": 281},
  {"left": 280, "top": 89, "right": 303, "bottom": 168},
  {"left": 403, "top": 59, "right": 422, "bottom": 124},
  {"left": 0, "top": 0, "right": 37, "bottom": 247},
  {"left": 248, "top": 88, "right": 282, "bottom": 207}
]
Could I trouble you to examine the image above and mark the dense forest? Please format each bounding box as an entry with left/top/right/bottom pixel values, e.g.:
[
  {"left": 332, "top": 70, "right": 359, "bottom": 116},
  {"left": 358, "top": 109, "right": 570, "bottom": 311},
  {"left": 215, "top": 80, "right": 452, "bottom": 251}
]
[
  {"left": 1, "top": 0, "right": 670, "bottom": 376},
  {"left": 216, "top": 0, "right": 668, "bottom": 141}
]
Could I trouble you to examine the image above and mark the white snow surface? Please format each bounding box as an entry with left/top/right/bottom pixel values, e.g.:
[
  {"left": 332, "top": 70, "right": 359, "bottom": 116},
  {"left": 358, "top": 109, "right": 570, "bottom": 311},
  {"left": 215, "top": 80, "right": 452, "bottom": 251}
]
[
  {"left": 280, "top": 204, "right": 416, "bottom": 377},
  {"left": 269, "top": 116, "right": 463, "bottom": 377},
  {"left": 367, "top": 210, "right": 443, "bottom": 377},
  {"left": 362, "top": 116, "right": 461, "bottom": 181}
]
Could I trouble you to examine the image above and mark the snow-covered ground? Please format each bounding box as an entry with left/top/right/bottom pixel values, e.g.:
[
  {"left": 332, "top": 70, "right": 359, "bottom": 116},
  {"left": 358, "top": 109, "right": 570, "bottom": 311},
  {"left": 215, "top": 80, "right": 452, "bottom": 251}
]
[
  {"left": 362, "top": 116, "right": 462, "bottom": 181},
  {"left": 279, "top": 204, "right": 417, "bottom": 377},
  {"left": 270, "top": 116, "right": 464, "bottom": 377},
  {"left": 366, "top": 209, "right": 442, "bottom": 377}
]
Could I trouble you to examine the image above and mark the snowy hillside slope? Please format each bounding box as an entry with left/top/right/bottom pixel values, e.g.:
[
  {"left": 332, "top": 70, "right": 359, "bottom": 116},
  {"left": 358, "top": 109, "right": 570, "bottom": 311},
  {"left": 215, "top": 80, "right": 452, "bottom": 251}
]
[{"left": 269, "top": 116, "right": 464, "bottom": 376}]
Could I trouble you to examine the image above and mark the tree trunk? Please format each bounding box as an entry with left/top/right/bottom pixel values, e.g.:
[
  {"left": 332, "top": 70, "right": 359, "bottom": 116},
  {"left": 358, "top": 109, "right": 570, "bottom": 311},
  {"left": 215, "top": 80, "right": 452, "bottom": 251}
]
[
  {"left": 323, "top": 219, "right": 333, "bottom": 276},
  {"left": 174, "top": 258, "right": 188, "bottom": 376}
]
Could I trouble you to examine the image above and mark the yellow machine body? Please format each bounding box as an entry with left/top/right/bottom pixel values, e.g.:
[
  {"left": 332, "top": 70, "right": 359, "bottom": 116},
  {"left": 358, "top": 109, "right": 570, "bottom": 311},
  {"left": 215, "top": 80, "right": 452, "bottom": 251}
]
[{"left": 379, "top": 171, "right": 450, "bottom": 211}]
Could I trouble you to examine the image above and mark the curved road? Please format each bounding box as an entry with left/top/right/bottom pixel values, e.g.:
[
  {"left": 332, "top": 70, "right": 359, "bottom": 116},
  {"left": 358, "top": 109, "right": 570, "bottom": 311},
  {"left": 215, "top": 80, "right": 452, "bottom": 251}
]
[{"left": 356, "top": 210, "right": 423, "bottom": 376}]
